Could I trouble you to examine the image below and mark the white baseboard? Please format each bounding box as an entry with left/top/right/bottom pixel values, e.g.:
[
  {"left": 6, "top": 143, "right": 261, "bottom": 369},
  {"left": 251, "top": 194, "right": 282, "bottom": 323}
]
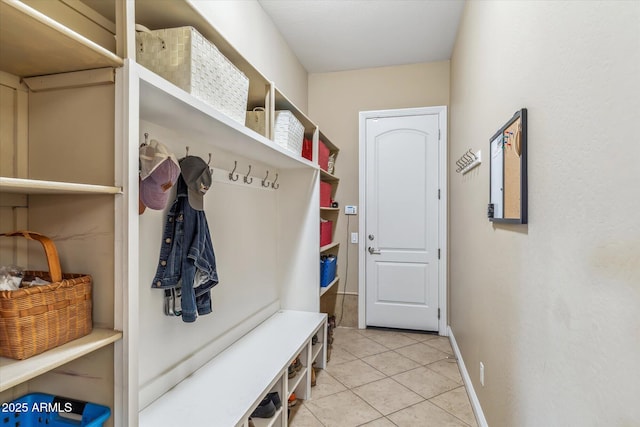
[{"left": 448, "top": 326, "right": 489, "bottom": 427}]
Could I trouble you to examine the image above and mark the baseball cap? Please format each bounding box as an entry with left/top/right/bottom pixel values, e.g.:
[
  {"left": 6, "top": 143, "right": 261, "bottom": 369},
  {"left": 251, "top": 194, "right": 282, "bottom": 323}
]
[
  {"left": 179, "top": 155, "right": 212, "bottom": 211},
  {"left": 139, "top": 140, "right": 180, "bottom": 211}
]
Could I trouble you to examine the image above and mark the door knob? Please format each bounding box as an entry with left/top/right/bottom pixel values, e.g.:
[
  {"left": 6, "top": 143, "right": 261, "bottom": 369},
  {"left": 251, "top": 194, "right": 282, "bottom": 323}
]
[
  {"left": 368, "top": 246, "right": 381, "bottom": 255},
  {"left": 368, "top": 234, "right": 375, "bottom": 241}
]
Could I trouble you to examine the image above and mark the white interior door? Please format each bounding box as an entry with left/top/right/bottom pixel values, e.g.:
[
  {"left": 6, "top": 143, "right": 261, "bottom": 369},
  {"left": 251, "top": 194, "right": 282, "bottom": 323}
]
[{"left": 364, "top": 112, "right": 440, "bottom": 331}]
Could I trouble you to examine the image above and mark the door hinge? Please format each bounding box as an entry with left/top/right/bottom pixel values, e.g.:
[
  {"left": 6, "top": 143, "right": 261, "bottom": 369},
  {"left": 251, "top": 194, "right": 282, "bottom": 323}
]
[
  {"left": 438, "top": 129, "right": 441, "bottom": 140},
  {"left": 438, "top": 248, "right": 441, "bottom": 259},
  {"left": 438, "top": 308, "right": 441, "bottom": 319},
  {"left": 438, "top": 189, "right": 441, "bottom": 200}
]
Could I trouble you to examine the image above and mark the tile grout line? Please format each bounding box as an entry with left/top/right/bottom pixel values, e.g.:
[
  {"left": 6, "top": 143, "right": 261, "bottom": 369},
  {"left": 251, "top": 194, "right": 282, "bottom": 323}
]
[
  {"left": 312, "top": 369, "right": 351, "bottom": 395},
  {"left": 380, "top": 394, "right": 473, "bottom": 427},
  {"left": 308, "top": 388, "right": 385, "bottom": 426},
  {"left": 351, "top": 374, "right": 426, "bottom": 419},
  {"left": 297, "top": 401, "right": 328, "bottom": 427},
  {"left": 426, "top": 384, "right": 476, "bottom": 427},
  {"left": 384, "top": 354, "right": 472, "bottom": 425},
  {"left": 329, "top": 360, "right": 388, "bottom": 390},
  {"left": 422, "top": 359, "right": 465, "bottom": 384},
  {"left": 355, "top": 331, "right": 434, "bottom": 351},
  {"left": 348, "top": 386, "right": 387, "bottom": 422},
  {"left": 322, "top": 340, "right": 422, "bottom": 425},
  {"left": 357, "top": 349, "right": 422, "bottom": 377},
  {"left": 354, "top": 353, "right": 449, "bottom": 424},
  {"left": 315, "top": 330, "right": 475, "bottom": 427}
]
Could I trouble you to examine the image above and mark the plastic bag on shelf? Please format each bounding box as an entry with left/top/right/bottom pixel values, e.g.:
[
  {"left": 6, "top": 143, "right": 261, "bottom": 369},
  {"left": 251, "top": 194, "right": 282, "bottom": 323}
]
[{"left": 0, "top": 265, "right": 23, "bottom": 291}]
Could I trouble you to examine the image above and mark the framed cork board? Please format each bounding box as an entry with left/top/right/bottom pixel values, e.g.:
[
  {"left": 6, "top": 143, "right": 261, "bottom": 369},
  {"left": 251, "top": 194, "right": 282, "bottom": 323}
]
[{"left": 488, "top": 109, "right": 527, "bottom": 224}]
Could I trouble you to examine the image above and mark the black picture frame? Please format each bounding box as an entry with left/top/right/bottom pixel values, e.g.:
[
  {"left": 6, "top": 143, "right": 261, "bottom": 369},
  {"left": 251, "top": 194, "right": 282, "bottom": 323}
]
[{"left": 488, "top": 108, "right": 528, "bottom": 224}]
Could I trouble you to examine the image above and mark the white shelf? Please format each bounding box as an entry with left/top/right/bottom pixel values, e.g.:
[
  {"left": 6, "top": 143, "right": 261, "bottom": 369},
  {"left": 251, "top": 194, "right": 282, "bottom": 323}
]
[
  {"left": 137, "top": 64, "right": 315, "bottom": 171},
  {"left": 311, "top": 342, "right": 323, "bottom": 363},
  {"left": 136, "top": 0, "right": 272, "bottom": 107},
  {"left": 0, "top": 177, "right": 122, "bottom": 195},
  {"left": 251, "top": 407, "right": 283, "bottom": 427},
  {"left": 0, "top": 328, "right": 122, "bottom": 392},
  {"left": 0, "top": 0, "right": 123, "bottom": 77},
  {"left": 319, "top": 131, "right": 339, "bottom": 153},
  {"left": 320, "top": 242, "right": 340, "bottom": 253},
  {"left": 287, "top": 366, "right": 307, "bottom": 397},
  {"left": 320, "top": 169, "right": 339, "bottom": 183},
  {"left": 320, "top": 276, "right": 339, "bottom": 296},
  {"left": 274, "top": 87, "right": 317, "bottom": 137}
]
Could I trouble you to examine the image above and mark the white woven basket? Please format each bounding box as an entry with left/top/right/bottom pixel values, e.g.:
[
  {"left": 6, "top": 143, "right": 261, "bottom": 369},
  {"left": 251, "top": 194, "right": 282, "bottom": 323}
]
[
  {"left": 136, "top": 26, "right": 249, "bottom": 124},
  {"left": 274, "top": 111, "right": 304, "bottom": 155}
]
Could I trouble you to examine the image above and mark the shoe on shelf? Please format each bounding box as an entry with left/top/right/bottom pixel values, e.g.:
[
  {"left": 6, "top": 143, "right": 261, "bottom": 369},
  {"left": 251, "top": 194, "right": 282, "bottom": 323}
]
[
  {"left": 251, "top": 396, "right": 276, "bottom": 419},
  {"left": 267, "top": 392, "right": 282, "bottom": 410},
  {"left": 288, "top": 363, "right": 296, "bottom": 379},
  {"left": 288, "top": 393, "right": 298, "bottom": 408},
  {"left": 312, "top": 334, "right": 318, "bottom": 345},
  {"left": 311, "top": 366, "right": 317, "bottom": 387},
  {"left": 293, "top": 356, "right": 303, "bottom": 372}
]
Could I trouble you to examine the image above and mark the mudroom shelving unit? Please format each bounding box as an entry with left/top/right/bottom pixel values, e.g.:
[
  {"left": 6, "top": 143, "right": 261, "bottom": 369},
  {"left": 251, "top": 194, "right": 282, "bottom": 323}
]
[
  {"left": 1, "top": 0, "right": 335, "bottom": 425},
  {"left": 319, "top": 133, "right": 341, "bottom": 297},
  {"left": 0, "top": 1, "right": 125, "bottom": 426}
]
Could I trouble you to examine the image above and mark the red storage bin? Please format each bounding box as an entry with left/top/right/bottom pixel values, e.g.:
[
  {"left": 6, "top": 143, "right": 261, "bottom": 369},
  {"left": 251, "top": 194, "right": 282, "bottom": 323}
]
[
  {"left": 320, "top": 181, "right": 332, "bottom": 207},
  {"left": 318, "top": 140, "right": 330, "bottom": 171},
  {"left": 302, "top": 138, "right": 313, "bottom": 161},
  {"left": 320, "top": 220, "right": 333, "bottom": 247}
]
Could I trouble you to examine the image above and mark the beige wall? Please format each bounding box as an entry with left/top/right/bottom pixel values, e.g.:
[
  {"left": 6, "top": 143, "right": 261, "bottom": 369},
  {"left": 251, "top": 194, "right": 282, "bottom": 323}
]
[
  {"left": 191, "top": 0, "right": 308, "bottom": 112},
  {"left": 449, "top": 1, "right": 640, "bottom": 426},
  {"left": 308, "top": 62, "right": 450, "bottom": 326}
]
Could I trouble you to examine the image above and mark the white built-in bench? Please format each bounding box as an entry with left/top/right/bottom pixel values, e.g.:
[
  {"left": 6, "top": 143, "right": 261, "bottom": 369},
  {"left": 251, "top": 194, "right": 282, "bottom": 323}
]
[{"left": 139, "top": 310, "right": 327, "bottom": 427}]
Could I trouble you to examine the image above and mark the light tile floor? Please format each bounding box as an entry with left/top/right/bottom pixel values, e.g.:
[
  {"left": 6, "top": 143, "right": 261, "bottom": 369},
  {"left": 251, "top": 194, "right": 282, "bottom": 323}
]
[{"left": 289, "top": 327, "right": 478, "bottom": 427}]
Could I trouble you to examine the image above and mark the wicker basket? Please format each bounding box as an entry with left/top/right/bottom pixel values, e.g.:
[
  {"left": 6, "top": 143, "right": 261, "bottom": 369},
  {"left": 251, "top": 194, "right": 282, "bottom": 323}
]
[
  {"left": 136, "top": 26, "right": 249, "bottom": 125},
  {"left": 0, "top": 231, "right": 92, "bottom": 360},
  {"left": 274, "top": 110, "right": 305, "bottom": 156}
]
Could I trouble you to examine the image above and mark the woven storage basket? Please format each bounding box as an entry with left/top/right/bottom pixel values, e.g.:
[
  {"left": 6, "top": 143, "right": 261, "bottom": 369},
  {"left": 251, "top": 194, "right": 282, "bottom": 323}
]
[
  {"left": 0, "top": 231, "right": 92, "bottom": 360},
  {"left": 274, "top": 110, "right": 305, "bottom": 156},
  {"left": 245, "top": 107, "right": 267, "bottom": 137},
  {"left": 136, "top": 26, "right": 249, "bottom": 125}
]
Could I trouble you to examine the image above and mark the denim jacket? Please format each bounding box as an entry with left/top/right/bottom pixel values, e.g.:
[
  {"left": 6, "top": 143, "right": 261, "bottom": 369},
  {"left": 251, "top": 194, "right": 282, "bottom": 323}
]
[{"left": 151, "top": 175, "right": 219, "bottom": 322}]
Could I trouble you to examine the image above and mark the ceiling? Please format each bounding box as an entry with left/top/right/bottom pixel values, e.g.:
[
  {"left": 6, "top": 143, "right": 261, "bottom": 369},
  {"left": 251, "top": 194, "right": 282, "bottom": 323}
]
[{"left": 257, "top": 0, "right": 465, "bottom": 73}]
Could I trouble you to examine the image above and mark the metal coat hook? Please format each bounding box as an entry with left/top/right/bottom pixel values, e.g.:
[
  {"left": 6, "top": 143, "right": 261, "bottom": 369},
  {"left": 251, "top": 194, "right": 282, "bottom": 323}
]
[
  {"left": 142, "top": 132, "right": 149, "bottom": 146},
  {"left": 185, "top": 146, "right": 189, "bottom": 157},
  {"left": 456, "top": 148, "right": 482, "bottom": 174},
  {"left": 244, "top": 165, "right": 253, "bottom": 184},
  {"left": 463, "top": 150, "right": 473, "bottom": 162},
  {"left": 271, "top": 173, "right": 279, "bottom": 190},
  {"left": 207, "top": 153, "right": 212, "bottom": 165},
  {"left": 262, "top": 171, "right": 271, "bottom": 188},
  {"left": 229, "top": 161, "right": 239, "bottom": 181}
]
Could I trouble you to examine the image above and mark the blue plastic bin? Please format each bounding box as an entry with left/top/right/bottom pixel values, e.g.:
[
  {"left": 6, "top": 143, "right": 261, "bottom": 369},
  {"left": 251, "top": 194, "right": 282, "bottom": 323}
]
[
  {"left": 320, "top": 255, "right": 337, "bottom": 287},
  {"left": 1, "top": 393, "right": 111, "bottom": 427}
]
